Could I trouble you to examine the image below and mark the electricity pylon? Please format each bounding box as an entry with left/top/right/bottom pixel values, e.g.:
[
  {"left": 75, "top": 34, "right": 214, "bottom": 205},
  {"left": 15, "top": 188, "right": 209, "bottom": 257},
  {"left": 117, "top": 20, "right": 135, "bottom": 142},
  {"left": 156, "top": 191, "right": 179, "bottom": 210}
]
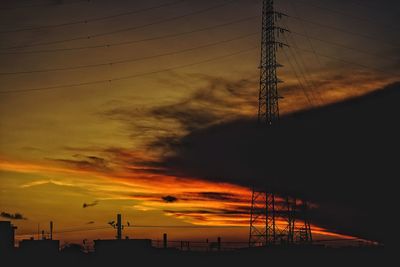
[{"left": 249, "top": 0, "right": 290, "bottom": 248}]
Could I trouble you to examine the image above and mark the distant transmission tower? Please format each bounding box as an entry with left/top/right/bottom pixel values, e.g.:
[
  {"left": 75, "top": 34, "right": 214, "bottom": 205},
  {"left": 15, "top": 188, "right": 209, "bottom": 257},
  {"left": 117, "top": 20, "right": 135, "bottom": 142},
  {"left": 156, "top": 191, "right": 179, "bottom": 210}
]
[
  {"left": 297, "top": 201, "right": 313, "bottom": 244},
  {"left": 249, "top": 0, "right": 290, "bottom": 248},
  {"left": 249, "top": 190, "right": 276, "bottom": 246}
]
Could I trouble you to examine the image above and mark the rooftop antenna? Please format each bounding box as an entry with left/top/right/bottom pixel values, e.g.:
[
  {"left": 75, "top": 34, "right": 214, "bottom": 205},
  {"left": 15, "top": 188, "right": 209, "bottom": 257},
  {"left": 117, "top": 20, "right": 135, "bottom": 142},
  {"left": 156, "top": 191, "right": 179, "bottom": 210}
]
[
  {"left": 117, "top": 214, "right": 122, "bottom": 240},
  {"left": 50, "top": 221, "right": 53, "bottom": 240},
  {"left": 109, "top": 214, "right": 125, "bottom": 240}
]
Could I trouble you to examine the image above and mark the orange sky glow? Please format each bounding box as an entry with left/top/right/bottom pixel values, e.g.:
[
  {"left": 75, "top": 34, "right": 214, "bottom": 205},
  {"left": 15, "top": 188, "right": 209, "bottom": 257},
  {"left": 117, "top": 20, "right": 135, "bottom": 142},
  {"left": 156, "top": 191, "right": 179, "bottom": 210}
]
[
  {"left": 0, "top": 0, "right": 398, "bottom": 247},
  {"left": 0, "top": 158, "right": 366, "bottom": 245}
]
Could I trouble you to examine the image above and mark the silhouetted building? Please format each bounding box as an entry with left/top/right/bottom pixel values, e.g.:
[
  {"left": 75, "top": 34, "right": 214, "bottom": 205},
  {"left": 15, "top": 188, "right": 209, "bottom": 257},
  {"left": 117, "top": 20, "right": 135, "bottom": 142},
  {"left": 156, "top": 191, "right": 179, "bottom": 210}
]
[
  {"left": 0, "top": 221, "right": 17, "bottom": 254},
  {"left": 19, "top": 238, "right": 59, "bottom": 255},
  {"left": 94, "top": 239, "right": 152, "bottom": 255}
]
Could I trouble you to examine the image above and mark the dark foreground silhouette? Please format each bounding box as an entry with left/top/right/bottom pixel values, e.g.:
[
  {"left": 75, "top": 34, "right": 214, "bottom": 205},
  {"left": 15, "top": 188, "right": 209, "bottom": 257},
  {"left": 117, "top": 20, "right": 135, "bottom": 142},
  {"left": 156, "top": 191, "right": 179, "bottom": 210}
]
[
  {"left": 2, "top": 245, "right": 385, "bottom": 267},
  {"left": 149, "top": 82, "right": 399, "bottom": 244},
  {"left": 2, "top": 83, "right": 394, "bottom": 266}
]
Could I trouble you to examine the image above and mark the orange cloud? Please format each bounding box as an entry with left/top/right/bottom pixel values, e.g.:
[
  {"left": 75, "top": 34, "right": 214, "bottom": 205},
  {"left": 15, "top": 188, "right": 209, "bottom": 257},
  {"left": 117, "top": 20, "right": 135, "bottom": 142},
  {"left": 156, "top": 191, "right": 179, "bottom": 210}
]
[{"left": 0, "top": 153, "right": 365, "bottom": 243}]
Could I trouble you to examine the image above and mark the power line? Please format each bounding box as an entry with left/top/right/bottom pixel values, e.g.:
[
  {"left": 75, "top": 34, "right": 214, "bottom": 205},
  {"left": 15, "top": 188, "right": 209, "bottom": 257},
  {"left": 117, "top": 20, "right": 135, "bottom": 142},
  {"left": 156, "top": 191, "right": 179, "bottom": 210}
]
[
  {"left": 282, "top": 2, "right": 398, "bottom": 101},
  {"left": 17, "top": 226, "right": 109, "bottom": 236},
  {"left": 0, "top": 16, "right": 258, "bottom": 55},
  {"left": 0, "top": 46, "right": 257, "bottom": 94},
  {"left": 287, "top": 46, "right": 323, "bottom": 106},
  {"left": 290, "top": 31, "right": 393, "bottom": 61},
  {"left": 279, "top": 17, "right": 321, "bottom": 104},
  {"left": 281, "top": 27, "right": 324, "bottom": 105},
  {"left": 0, "top": 32, "right": 257, "bottom": 75},
  {"left": 283, "top": 2, "right": 325, "bottom": 75},
  {"left": 290, "top": 45, "right": 397, "bottom": 77},
  {"left": 0, "top": 0, "right": 89, "bottom": 10},
  {"left": 280, "top": 1, "right": 398, "bottom": 104},
  {"left": 16, "top": 225, "right": 376, "bottom": 246},
  {"left": 284, "top": 3, "right": 328, "bottom": 105},
  {"left": 345, "top": 0, "right": 400, "bottom": 12},
  {"left": 52, "top": 226, "right": 109, "bottom": 234},
  {"left": 127, "top": 225, "right": 246, "bottom": 229},
  {"left": 287, "top": 15, "right": 400, "bottom": 48},
  {"left": 286, "top": 1, "right": 394, "bottom": 65},
  {"left": 15, "top": 224, "right": 371, "bottom": 242},
  {"left": 279, "top": 5, "right": 397, "bottom": 105},
  {"left": 0, "top": 0, "right": 238, "bottom": 50},
  {"left": 281, "top": 45, "right": 314, "bottom": 107},
  {"left": 0, "top": 0, "right": 186, "bottom": 34},
  {"left": 292, "top": 0, "right": 400, "bottom": 31},
  {"left": 17, "top": 224, "right": 248, "bottom": 236}
]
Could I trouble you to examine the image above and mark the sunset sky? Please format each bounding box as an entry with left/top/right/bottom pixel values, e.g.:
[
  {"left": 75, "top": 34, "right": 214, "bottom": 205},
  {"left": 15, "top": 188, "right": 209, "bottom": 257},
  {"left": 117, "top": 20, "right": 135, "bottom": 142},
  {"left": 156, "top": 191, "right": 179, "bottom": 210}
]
[{"left": 0, "top": 0, "right": 398, "bottom": 245}]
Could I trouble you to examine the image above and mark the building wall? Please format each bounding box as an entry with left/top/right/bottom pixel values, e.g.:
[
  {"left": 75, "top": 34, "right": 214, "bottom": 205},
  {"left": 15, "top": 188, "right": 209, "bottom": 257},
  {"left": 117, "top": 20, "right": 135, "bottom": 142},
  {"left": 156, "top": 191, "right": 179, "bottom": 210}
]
[
  {"left": 19, "top": 239, "right": 60, "bottom": 255},
  {"left": 0, "top": 221, "right": 16, "bottom": 253},
  {"left": 94, "top": 239, "right": 153, "bottom": 254}
]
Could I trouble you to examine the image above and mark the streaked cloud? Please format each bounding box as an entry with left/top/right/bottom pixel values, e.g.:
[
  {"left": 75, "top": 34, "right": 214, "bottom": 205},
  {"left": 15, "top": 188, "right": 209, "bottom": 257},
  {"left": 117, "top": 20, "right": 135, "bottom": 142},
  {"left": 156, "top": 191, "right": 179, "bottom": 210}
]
[
  {"left": 162, "top": 195, "right": 178, "bottom": 203},
  {"left": 83, "top": 200, "right": 99, "bottom": 208},
  {"left": 1, "top": 211, "right": 27, "bottom": 220}
]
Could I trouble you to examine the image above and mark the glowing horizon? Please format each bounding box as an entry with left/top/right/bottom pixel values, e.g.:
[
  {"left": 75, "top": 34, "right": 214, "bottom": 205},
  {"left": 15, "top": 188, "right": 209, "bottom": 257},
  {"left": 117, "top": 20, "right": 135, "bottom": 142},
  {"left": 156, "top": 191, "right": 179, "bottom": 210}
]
[{"left": 1, "top": 0, "right": 397, "bottom": 247}]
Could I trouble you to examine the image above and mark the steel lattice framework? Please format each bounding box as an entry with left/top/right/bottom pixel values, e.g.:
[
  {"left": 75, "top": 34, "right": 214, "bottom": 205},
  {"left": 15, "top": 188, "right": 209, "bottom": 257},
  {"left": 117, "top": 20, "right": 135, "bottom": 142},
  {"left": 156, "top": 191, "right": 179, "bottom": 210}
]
[
  {"left": 249, "top": 0, "right": 313, "bottom": 247},
  {"left": 297, "top": 201, "right": 313, "bottom": 244},
  {"left": 258, "top": 0, "right": 282, "bottom": 125},
  {"left": 249, "top": 193, "right": 313, "bottom": 247},
  {"left": 249, "top": 190, "right": 276, "bottom": 247},
  {"left": 250, "top": 0, "right": 287, "bottom": 248}
]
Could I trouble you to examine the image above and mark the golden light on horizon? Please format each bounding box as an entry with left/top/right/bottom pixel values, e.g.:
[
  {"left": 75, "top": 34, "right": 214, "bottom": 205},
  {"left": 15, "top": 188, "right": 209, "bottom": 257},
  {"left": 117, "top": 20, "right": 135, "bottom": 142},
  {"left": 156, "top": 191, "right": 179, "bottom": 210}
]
[{"left": 1, "top": 0, "right": 397, "bottom": 248}]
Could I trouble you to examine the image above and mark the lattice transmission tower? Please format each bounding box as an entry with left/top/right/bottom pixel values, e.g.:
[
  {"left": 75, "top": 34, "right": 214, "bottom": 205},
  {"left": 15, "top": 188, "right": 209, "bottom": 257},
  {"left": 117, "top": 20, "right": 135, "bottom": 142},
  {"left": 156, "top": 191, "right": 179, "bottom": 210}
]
[
  {"left": 249, "top": 0, "right": 313, "bottom": 247},
  {"left": 257, "top": 0, "right": 288, "bottom": 125},
  {"left": 249, "top": 0, "right": 293, "bottom": 248}
]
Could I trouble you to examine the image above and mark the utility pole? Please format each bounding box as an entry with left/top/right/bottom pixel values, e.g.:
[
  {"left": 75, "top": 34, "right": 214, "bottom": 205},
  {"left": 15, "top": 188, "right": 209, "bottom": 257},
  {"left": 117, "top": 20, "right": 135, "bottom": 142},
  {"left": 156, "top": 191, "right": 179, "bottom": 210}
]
[
  {"left": 163, "top": 233, "right": 168, "bottom": 249},
  {"left": 108, "top": 213, "right": 128, "bottom": 239},
  {"left": 116, "top": 214, "right": 122, "bottom": 240}
]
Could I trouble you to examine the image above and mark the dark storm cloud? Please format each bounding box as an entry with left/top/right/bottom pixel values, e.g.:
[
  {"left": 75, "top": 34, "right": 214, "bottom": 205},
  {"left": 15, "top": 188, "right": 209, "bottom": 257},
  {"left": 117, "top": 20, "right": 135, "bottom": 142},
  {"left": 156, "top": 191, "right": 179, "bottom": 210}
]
[
  {"left": 103, "top": 76, "right": 256, "bottom": 124},
  {"left": 150, "top": 102, "right": 219, "bottom": 132},
  {"left": 102, "top": 71, "right": 395, "bottom": 152},
  {"left": 166, "top": 77, "right": 247, "bottom": 126},
  {"left": 145, "top": 82, "right": 400, "bottom": 243},
  {"left": 1, "top": 211, "right": 27, "bottom": 220},
  {"left": 99, "top": 73, "right": 398, "bottom": 242},
  {"left": 100, "top": 77, "right": 258, "bottom": 151},
  {"left": 311, "top": 70, "right": 390, "bottom": 89},
  {"left": 390, "top": 49, "right": 400, "bottom": 71}
]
